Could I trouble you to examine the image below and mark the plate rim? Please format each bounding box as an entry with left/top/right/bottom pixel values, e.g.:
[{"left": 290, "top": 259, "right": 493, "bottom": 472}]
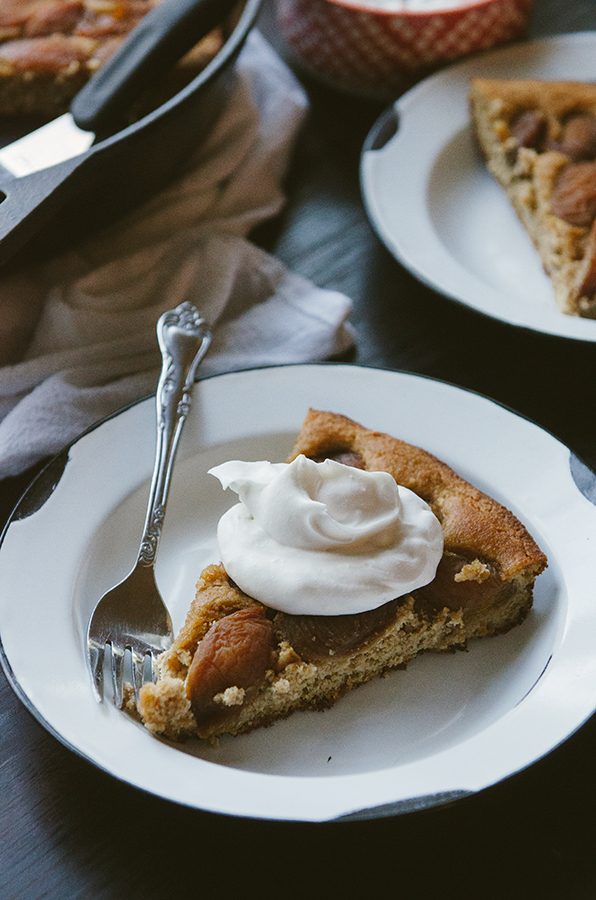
[{"left": 1, "top": 362, "right": 596, "bottom": 822}]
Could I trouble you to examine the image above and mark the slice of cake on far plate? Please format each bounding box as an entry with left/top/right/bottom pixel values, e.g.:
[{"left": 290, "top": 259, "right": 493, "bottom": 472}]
[
  {"left": 470, "top": 77, "right": 596, "bottom": 318},
  {"left": 137, "top": 409, "right": 547, "bottom": 744}
]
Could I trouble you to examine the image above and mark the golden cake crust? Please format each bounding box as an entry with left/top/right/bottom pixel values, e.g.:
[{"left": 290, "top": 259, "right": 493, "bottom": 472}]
[{"left": 471, "top": 78, "right": 596, "bottom": 122}]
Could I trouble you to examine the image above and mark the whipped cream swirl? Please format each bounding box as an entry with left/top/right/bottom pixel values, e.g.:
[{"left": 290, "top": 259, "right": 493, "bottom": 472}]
[{"left": 209, "top": 455, "right": 443, "bottom": 616}]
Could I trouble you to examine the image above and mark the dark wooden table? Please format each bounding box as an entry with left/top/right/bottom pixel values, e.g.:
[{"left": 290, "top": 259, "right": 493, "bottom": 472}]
[{"left": 2, "top": 2, "right": 596, "bottom": 898}]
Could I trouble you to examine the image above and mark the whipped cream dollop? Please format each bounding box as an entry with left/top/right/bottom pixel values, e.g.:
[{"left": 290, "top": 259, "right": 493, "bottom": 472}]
[{"left": 209, "top": 455, "right": 443, "bottom": 616}]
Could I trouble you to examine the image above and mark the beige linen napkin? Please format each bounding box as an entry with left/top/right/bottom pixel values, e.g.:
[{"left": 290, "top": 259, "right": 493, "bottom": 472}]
[{"left": 0, "top": 31, "right": 354, "bottom": 479}]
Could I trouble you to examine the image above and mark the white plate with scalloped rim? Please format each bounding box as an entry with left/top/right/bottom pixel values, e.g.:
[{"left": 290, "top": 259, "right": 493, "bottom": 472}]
[
  {"left": 1, "top": 363, "right": 596, "bottom": 822},
  {"left": 361, "top": 32, "right": 596, "bottom": 342}
]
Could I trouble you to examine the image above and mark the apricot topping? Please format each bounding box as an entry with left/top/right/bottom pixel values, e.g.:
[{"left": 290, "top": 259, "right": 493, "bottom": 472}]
[
  {"left": 186, "top": 606, "right": 273, "bottom": 725},
  {"left": 550, "top": 161, "right": 596, "bottom": 227}
]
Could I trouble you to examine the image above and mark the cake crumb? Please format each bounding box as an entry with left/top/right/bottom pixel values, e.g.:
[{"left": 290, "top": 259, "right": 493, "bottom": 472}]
[
  {"left": 176, "top": 648, "right": 193, "bottom": 667},
  {"left": 123, "top": 682, "right": 136, "bottom": 711},
  {"left": 454, "top": 559, "right": 491, "bottom": 583},
  {"left": 214, "top": 686, "right": 245, "bottom": 707},
  {"left": 276, "top": 641, "right": 301, "bottom": 669},
  {"left": 273, "top": 678, "right": 291, "bottom": 694}
]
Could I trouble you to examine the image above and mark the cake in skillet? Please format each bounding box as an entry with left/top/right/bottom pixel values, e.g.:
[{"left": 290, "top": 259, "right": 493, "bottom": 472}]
[
  {"left": 137, "top": 409, "right": 547, "bottom": 743},
  {"left": 0, "top": 0, "right": 226, "bottom": 119},
  {"left": 470, "top": 77, "right": 596, "bottom": 318}
]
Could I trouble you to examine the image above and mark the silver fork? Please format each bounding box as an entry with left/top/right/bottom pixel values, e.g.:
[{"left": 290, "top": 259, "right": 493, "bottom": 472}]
[{"left": 86, "top": 301, "right": 211, "bottom": 708}]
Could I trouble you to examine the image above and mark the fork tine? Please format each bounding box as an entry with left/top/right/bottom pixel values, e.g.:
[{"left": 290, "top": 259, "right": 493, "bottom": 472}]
[
  {"left": 148, "top": 650, "right": 161, "bottom": 685},
  {"left": 131, "top": 649, "right": 145, "bottom": 703},
  {"left": 110, "top": 643, "right": 126, "bottom": 709},
  {"left": 88, "top": 641, "right": 105, "bottom": 703}
]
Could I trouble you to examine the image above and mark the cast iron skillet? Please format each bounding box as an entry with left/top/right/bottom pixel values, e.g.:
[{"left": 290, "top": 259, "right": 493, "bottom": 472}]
[{"left": 0, "top": 0, "right": 262, "bottom": 271}]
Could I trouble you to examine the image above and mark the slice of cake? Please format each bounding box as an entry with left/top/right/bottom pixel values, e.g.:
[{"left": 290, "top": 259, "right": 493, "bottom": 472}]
[
  {"left": 0, "top": 0, "right": 226, "bottom": 119},
  {"left": 137, "top": 409, "right": 547, "bottom": 742},
  {"left": 470, "top": 77, "right": 596, "bottom": 318}
]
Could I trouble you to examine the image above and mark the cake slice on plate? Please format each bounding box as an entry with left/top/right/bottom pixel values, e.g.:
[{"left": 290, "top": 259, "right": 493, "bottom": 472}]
[
  {"left": 137, "top": 409, "right": 547, "bottom": 743},
  {"left": 470, "top": 77, "right": 596, "bottom": 318}
]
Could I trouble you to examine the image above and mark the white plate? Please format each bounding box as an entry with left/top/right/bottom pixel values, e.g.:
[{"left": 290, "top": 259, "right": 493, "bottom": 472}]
[
  {"left": 360, "top": 32, "right": 596, "bottom": 341},
  {"left": 1, "top": 364, "right": 596, "bottom": 822}
]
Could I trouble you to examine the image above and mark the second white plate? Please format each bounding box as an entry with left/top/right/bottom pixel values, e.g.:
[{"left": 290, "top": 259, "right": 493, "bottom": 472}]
[{"left": 361, "top": 32, "right": 596, "bottom": 341}]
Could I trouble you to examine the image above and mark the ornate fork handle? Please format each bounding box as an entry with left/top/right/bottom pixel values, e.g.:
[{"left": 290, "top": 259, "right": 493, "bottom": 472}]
[{"left": 138, "top": 302, "right": 211, "bottom": 566}]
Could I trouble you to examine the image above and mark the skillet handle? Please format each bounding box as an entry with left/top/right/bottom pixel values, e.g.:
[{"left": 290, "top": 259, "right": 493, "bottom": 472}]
[{"left": 70, "top": 0, "right": 238, "bottom": 135}]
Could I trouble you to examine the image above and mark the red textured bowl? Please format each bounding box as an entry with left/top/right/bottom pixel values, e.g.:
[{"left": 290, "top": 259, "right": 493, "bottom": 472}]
[{"left": 276, "top": 0, "right": 534, "bottom": 99}]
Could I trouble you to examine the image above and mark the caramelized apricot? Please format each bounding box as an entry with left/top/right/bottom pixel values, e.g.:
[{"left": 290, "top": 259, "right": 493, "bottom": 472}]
[
  {"left": 414, "top": 553, "right": 502, "bottom": 611},
  {"left": 552, "top": 114, "right": 596, "bottom": 161},
  {"left": 274, "top": 599, "right": 398, "bottom": 662},
  {"left": 551, "top": 161, "right": 596, "bottom": 227},
  {"left": 186, "top": 607, "right": 273, "bottom": 725},
  {"left": 510, "top": 109, "right": 547, "bottom": 150}
]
